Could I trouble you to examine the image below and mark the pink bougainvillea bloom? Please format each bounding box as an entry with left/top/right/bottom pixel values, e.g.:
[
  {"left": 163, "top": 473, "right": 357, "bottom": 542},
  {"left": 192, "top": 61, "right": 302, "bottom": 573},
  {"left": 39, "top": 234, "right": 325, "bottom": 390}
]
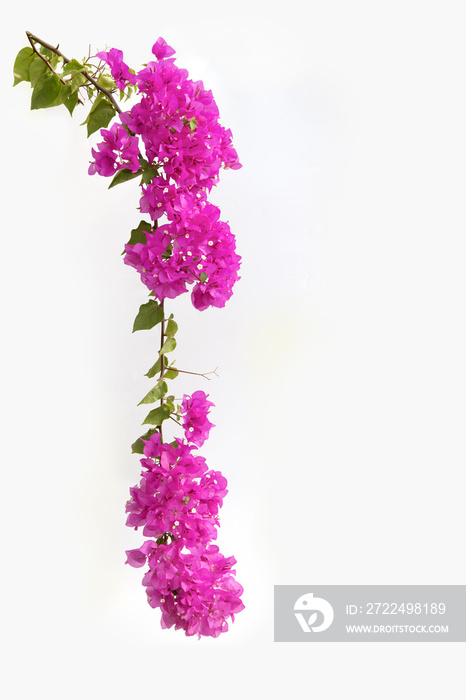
[
  {"left": 151, "top": 37, "right": 176, "bottom": 60},
  {"left": 97, "top": 48, "right": 137, "bottom": 90},
  {"left": 126, "top": 539, "right": 244, "bottom": 639},
  {"left": 88, "top": 123, "right": 140, "bottom": 176},
  {"left": 181, "top": 390, "right": 215, "bottom": 447}
]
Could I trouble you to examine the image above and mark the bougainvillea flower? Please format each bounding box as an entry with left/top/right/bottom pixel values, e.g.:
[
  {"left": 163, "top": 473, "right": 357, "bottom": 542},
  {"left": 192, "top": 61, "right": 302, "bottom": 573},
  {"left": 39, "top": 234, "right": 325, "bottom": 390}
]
[
  {"left": 96, "top": 48, "right": 137, "bottom": 90},
  {"left": 181, "top": 390, "right": 215, "bottom": 447},
  {"left": 151, "top": 37, "right": 176, "bottom": 60}
]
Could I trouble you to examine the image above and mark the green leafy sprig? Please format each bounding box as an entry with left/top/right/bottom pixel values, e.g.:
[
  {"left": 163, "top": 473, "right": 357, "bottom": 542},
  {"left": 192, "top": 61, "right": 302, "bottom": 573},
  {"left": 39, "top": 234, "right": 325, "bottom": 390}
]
[{"left": 13, "top": 30, "right": 219, "bottom": 457}]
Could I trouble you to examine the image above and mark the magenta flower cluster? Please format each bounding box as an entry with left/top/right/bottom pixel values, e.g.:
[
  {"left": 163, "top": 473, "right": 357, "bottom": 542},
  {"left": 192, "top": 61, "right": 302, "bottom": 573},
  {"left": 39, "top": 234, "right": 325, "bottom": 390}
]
[
  {"left": 180, "top": 389, "right": 215, "bottom": 446},
  {"left": 89, "top": 37, "right": 241, "bottom": 311},
  {"left": 96, "top": 48, "right": 137, "bottom": 90},
  {"left": 126, "top": 393, "right": 244, "bottom": 638},
  {"left": 88, "top": 122, "right": 140, "bottom": 177}
]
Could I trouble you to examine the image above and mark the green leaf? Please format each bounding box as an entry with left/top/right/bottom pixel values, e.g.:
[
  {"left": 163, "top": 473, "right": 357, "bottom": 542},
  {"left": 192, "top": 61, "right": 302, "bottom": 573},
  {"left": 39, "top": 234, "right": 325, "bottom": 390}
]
[
  {"left": 62, "top": 59, "right": 85, "bottom": 75},
  {"left": 29, "top": 55, "right": 48, "bottom": 85},
  {"left": 64, "top": 89, "right": 79, "bottom": 116},
  {"left": 48, "top": 83, "right": 71, "bottom": 108},
  {"left": 31, "top": 73, "right": 62, "bottom": 110},
  {"left": 131, "top": 427, "right": 159, "bottom": 454},
  {"left": 142, "top": 404, "right": 171, "bottom": 426},
  {"left": 145, "top": 357, "right": 162, "bottom": 378},
  {"left": 13, "top": 47, "right": 34, "bottom": 86},
  {"left": 109, "top": 168, "right": 141, "bottom": 189},
  {"left": 141, "top": 165, "right": 160, "bottom": 184},
  {"left": 88, "top": 99, "right": 115, "bottom": 136},
  {"left": 189, "top": 117, "right": 197, "bottom": 132},
  {"left": 199, "top": 271, "right": 208, "bottom": 283},
  {"left": 138, "top": 380, "right": 168, "bottom": 405},
  {"left": 122, "top": 220, "right": 151, "bottom": 254},
  {"left": 70, "top": 72, "right": 87, "bottom": 93},
  {"left": 164, "top": 367, "right": 179, "bottom": 380},
  {"left": 131, "top": 438, "right": 145, "bottom": 454},
  {"left": 160, "top": 337, "right": 177, "bottom": 355},
  {"left": 165, "top": 319, "right": 178, "bottom": 338},
  {"left": 81, "top": 95, "right": 115, "bottom": 137},
  {"left": 162, "top": 243, "right": 173, "bottom": 259},
  {"left": 133, "top": 300, "right": 164, "bottom": 332},
  {"left": 165, "top": 395, "right": 175, "bottom": 413}
]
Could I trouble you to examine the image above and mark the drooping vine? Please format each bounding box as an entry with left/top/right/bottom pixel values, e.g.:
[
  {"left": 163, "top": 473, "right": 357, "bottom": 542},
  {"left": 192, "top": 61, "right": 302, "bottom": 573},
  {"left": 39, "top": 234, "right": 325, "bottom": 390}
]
[{"left": 13, "top": 32, "right": 244, "bottom": 638}]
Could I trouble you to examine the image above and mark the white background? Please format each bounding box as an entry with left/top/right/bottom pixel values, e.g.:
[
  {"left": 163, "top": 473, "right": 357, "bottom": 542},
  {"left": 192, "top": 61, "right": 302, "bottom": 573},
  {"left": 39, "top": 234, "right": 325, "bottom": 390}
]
[{"left": 2, "top": 1, "right": 465, "bottom": 697}]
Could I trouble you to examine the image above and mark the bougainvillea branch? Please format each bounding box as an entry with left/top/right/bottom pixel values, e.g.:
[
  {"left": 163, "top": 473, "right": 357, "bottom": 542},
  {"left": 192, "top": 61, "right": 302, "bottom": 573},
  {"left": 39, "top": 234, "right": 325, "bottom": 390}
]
[
  {"left": 25, "top": 31, "right": 122, "bottom": 112},
  {"left": 13, "top": 31, "right": 244, "bottom": 638}
]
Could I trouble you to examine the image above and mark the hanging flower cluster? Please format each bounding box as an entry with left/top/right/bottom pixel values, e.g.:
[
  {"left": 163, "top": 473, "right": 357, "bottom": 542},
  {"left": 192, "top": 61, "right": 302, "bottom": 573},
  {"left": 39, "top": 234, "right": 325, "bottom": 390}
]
[
  {"left": 125, "top": 408, "right": 244, "bottom": 638},
  {"left": 89, "top": 36, "right": 242, "bottom": 312},
  {"left": 89, "top": 38, "right": 244, "bottom": 637},
  {"left": 13, "top": 31, "right": 244, "bottom": 639}
]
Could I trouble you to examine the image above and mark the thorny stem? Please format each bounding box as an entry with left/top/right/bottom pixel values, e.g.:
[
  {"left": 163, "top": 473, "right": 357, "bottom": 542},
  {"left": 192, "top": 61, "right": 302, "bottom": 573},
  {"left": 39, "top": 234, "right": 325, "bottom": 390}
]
[
  {"left": 25, "top": 31, "right": 122, "bottom": 114},
  {"left": 26, "top": 33, "right": 78, "bottom": 97}
]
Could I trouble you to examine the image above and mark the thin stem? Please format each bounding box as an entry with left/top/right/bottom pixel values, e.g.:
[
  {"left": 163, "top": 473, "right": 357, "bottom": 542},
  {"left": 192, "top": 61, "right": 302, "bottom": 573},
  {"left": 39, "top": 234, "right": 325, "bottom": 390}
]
[
  {"left": 25, "top": 30, "right": 122, "bottom": 114},
  {"left": 172, "top": 366, "right": 219, "bottom": 381},
  {"left": 159, "top": 299, "right": 165, "bottom": 442},
  {"left": 159, "top": 301, "right": 166, "bottom": 385}
]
